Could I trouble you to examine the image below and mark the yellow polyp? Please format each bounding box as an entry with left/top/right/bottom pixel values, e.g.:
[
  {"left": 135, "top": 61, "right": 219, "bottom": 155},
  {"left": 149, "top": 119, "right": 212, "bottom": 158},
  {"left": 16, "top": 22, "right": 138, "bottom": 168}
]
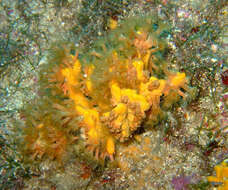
[
  {"left": 114, "top": 103, "right": 127, "bottom": 114},
  {"left": 121, "top": 122, "right": 130, "bottom": 138},
  {"left": 109, "top": 103, "right": 127, "bottom": 128},
  {"left": 84, "top": 65, "right": 94, "bottom": 76},
  {"left": 127, "top": 112, "right": 135, "bottom": 122},
  {"left": 88, "top": 128, "right": 99, "bottom": 142},
  {"left": 61, "top": 68, "right": 76, "bottom": 85},
  {"left": 85, "top": 80, "right": 92, "bottom": 93},
  {"left": 141, "top": 76, "right": 166, "bottom": 97},
  {"left": 109, "top": 67, "right": 113, "bottom": 73},
  {"left": 102, "top": 83, "right": 151, "bottom": 141},
  {"left": 215, "top": 165, "right": 223, "bottom": 178},
  {"left": 62, "top": 72, "right": 77, "bottom": 86},
  {"left": 83, "top": 65, "right": 94, "bottom": 93},
  {"left": 170, "top": 72, "right": 186, "bottom": 88},
  {"left": 224, "top": 167, "right": 228, "bottom": 176},
  {"left": 112, "top": 51, "right": 118, "bottom": 60},
  {"left": 110, "top": 82, "right": 121, "bottom": 104},
  {"left": 73, "top": 59, "right": 81, "bottom": 74},
  {"left": 208, "top": 161, "right": 228, "bottom": 189},
  {"left": 108, "top": 18, "right": 118, "bottom": 30},
  {"left": 37, "top": 123, "right": 44, "bottom": 129},
  {"left": 151, "top": 79, "right": 166, "bottom": 96},
  {"left": 132, "top": 59, "right": 145, "bottom": 81},
  {"left": 134, "top": 135, "right": 142, "bottom": 142},
  {"left": 142, "top": 50, "right": 151, "bottom": 69},
  {"left": 75, "top": 106, "right": 99, "bottom": 128},
  {"left": 71, "top": 92, "right": 89, "bottom": 108},
  {"left": 106, "top": 137, "right": 115, "bottom": 155},
  {"left": 136, "top": 29, "right": 143, "bottom": 35},
  {"left": 208, "top": 176, "right": 222, "bottom": 183},
  {"left": 121, "top": 89, "right": 150, "bottom": 111},
  {"left": 102, "top": 111, "right": 110, "bottom": 118}
]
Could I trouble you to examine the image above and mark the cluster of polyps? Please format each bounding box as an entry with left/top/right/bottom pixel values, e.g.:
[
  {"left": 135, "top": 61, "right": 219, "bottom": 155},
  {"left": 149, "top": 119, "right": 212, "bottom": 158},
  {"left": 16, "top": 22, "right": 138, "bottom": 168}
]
[{"left": 23, "top": 16, "right": 188, "bottom": 161}]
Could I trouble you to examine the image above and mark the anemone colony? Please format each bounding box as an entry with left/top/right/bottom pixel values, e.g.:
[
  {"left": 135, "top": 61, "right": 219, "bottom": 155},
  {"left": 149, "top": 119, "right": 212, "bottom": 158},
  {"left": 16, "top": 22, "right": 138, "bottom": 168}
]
[{"left": 21, "top": 16, "right": 189, "bottom": 162}]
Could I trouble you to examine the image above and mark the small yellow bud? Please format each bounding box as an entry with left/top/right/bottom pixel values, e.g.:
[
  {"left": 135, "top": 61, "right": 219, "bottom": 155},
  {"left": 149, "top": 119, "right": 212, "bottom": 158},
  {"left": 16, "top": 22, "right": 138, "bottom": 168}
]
[
  {"left": 108, "top": 18, "right": 117, "bottom": 30},
  {"left": 106, "top": 137, "right": 115, "bottom": 155}
]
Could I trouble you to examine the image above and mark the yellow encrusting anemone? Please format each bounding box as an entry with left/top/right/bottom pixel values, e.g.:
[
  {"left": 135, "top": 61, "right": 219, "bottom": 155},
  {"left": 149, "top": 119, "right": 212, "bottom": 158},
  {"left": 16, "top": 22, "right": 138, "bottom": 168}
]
[
  {"left": 22, "top": 16, "right": 189, "bottom": 161},
  {"left": 207, "top": 160, "right": 228, "bottom": 190}
]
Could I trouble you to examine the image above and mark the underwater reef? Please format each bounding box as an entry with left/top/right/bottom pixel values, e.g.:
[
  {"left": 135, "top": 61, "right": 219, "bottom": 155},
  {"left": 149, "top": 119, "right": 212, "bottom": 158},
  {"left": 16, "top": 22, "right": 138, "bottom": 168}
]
[
  {"left": 19, "top": 16, "right": 190, "bottom": 162},
  {"left": 1, "top": 0, "right": 227, "bottom": 189},
  {"left": 0, "top": 0, "right": 228, "bottom": 190}
]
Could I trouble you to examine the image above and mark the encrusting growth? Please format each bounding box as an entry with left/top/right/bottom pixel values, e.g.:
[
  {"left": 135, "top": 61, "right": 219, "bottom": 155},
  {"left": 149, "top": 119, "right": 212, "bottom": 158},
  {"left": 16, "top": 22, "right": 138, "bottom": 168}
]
[
  {"left": 21, "top": 16, "right": 189, "bottom": 162},
  {"left": 207, "top": 160, "right": 228, "bottom": 190}
]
